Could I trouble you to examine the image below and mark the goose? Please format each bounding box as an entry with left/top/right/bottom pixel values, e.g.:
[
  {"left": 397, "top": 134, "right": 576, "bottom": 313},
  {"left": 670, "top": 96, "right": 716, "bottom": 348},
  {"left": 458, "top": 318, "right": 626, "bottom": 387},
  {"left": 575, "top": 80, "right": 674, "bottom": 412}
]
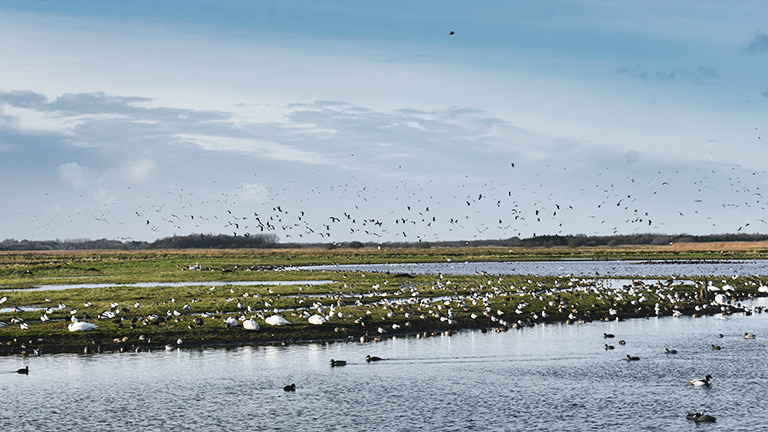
[
  {"left": 744, "top": 332, "right": 756, "bottom": 339},
  {"left": 690, "top": 375, "right": 712, "bottom": 387},
  {"left": 16, "top": 366, "right": 29, "bottom": 375},
  {"left": 366, "top": 355, "right": 382, "bottom": 362},
  {"left": 626, "top": 355, "right": 640, "bottom": 361},
  {"left": 283, "top": 383, "right": 296, "bottom": 392},
  {"left": 665, "top": 348, "right": 677, "bottom": 354},
  {"left": 330, "top": 359, "right": 347, "bottom": 367}
]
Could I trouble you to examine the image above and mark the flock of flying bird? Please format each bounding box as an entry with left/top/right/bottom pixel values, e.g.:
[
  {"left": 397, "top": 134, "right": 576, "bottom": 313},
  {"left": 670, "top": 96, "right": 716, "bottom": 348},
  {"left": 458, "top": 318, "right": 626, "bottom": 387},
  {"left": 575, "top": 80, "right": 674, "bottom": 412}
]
[{"left": 105, "top": 156, "right": 768, "bottom": 245}]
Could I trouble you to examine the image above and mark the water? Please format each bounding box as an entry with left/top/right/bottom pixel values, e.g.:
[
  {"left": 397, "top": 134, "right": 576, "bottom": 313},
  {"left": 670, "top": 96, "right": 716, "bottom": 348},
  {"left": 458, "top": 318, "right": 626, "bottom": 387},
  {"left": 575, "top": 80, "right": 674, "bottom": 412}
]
[
  {"left": 0, "top": 280, "right": 334, "bottom": 292},
  {"left": 289, "top": 259, "right": 768, "bottom": 277},
  {"left": 3, "top": 301, "right": 767, "bottom": 431}
]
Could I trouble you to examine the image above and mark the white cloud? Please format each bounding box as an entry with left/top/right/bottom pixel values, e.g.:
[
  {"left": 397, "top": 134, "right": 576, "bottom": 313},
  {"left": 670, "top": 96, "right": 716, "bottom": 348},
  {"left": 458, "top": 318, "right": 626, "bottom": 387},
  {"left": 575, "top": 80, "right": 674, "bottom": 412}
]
[
  {"left": 175, "top": 133, "right": 331, "bottom": 165},
  {"left": 124, "top": 157, "right": 155, "bottom": 184},
  {"left": 57, "top": 162, "right": 92, "bottom": 189}
]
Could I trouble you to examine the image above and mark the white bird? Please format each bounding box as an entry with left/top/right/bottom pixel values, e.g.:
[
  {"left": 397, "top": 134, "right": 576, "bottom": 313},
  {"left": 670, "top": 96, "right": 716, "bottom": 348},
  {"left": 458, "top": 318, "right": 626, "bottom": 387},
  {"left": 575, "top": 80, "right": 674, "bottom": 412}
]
[
  {"left": 224, "top": 316, "right": 239, "bottom": 328},
  {"left": 690, "top": 375, "right": 712, "bottom": 387},
  {"left": 242, "top": 318, "right": 260, "bottom": 330},
  {"left": 308, "top": 314, "right": 326, "bottom": 325},
  {"left": 68, "top": 321, "right": 98, "bottom": 332},
  {"left": 265, "top": 315, "right": 291, "bottom": 326}
]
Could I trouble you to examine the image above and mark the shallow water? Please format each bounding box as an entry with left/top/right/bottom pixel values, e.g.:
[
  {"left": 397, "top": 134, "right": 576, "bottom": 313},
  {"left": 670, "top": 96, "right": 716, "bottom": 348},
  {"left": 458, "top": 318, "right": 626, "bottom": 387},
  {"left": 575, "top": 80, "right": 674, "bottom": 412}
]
[
  {"left": 3, "top": 300, "right": 767, "bottom": 431},
  {"left": 290, "top": 259, "right": 768, "bottom": 277},
  {"left": 0, "top": 280, "right": 334, "bottom": 292}
]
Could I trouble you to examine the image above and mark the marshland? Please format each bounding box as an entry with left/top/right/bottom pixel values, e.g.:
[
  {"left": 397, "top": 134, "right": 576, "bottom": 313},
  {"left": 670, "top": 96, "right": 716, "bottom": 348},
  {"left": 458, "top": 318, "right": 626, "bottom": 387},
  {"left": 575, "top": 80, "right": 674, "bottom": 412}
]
[{"left": 2, "top": 245, "right": 767, "bottom": 355}]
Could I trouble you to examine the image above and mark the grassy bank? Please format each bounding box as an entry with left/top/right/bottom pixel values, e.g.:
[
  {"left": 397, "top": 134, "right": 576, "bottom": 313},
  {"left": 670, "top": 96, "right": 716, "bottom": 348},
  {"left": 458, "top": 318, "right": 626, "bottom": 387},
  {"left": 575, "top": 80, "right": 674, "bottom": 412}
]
[{"left": 1, "top": 246, "right": 767, "bottom": 355}]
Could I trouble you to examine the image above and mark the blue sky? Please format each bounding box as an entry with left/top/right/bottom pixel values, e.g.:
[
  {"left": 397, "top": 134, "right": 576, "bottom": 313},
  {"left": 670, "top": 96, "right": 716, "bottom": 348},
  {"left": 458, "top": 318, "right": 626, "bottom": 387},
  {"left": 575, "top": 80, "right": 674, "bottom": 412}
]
[{"left": 1, "top": 1, "right": 767, "bottom": 242}]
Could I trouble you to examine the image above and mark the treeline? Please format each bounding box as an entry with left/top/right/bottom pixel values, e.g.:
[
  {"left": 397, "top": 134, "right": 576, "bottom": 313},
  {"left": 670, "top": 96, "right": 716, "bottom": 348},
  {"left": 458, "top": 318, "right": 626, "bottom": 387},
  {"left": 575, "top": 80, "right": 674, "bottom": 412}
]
[
  {"left": 515, "top": 233, "right": 768, "bottom": 248},
  {"left": 0, "top": 233, "right": 278, "bottom": 251},
  {"left": 1, "top": 232, "right": 768, "bottom": 251}
]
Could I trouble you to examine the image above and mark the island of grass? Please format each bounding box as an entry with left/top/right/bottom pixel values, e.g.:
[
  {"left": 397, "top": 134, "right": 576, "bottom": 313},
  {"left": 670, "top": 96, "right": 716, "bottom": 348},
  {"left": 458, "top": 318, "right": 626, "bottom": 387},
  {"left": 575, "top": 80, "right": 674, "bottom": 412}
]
[{"left": 1, "top": 245, "right": 767, "bottom": 355}]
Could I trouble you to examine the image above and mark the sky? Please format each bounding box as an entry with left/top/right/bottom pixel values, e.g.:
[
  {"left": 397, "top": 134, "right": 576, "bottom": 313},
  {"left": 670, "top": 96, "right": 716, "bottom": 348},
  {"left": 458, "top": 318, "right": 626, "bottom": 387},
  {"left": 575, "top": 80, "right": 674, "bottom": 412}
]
[{"left": 1, "top": 1, "right": 767, "bottom": 243}]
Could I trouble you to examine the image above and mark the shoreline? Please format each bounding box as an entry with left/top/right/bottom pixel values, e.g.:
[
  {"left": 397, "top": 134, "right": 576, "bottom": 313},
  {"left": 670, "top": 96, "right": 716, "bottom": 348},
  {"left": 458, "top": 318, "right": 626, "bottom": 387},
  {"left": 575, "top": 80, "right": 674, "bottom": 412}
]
[{"left": 3, "top": 299, "right": 762, "bottom": 357}]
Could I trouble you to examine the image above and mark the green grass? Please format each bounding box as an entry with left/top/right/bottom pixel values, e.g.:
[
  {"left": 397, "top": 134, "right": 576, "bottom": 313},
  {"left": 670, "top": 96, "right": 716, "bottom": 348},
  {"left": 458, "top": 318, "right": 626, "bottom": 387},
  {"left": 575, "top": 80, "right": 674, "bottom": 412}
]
[{"left": 1, "top": 248, "right": 767, "bottom": 354}]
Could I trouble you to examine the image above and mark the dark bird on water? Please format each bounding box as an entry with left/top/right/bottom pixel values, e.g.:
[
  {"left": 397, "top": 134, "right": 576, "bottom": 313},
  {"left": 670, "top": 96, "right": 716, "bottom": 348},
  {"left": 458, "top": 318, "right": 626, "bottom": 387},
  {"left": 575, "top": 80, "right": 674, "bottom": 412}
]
[
  {"left": 449, "top": 30, "right": 455, "bottom": 35},
  {"left": 330, "top": 359, "right": 347, "bottom": 367},
  {"left": 366, "top": 355, "right": 382, "bottom": 362},
  {"left": 283, "top": 383, "right": 296, "bottom": 392},
  {"left": 626, "top": 355, "right": 640, "bottom": 361},
  {"left": 16, "top": 366, "right": 29, "bottom": 375}
]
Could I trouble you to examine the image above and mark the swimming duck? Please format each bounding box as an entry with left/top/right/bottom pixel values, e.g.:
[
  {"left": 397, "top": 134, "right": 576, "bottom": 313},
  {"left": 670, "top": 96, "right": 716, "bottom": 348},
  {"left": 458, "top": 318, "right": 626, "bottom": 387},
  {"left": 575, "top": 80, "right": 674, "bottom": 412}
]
[
  {"left": 330, "top": 359, "right": 347, "bottom": 367},
  {"left": 283, "top": 383, "right": 296, "bottom": 392},
  {"left": 603, "top": 333, "right": 615, "bottom": 338},
  {"left": 366, "top": 355, "right": 382, "bottom": 362},
  {"left": 604, "top": 344, "right": 614, "bottom": 350},
  {"left": 626, "top": 355, "right": 640, "bottom": 361},
  {"left": 744, "top": 333, "right": 756, "bottom": 339},
  {"left": 618, "top": 339, "right": 626, "bottom": 345},
  {"left": 686, "top": 412, "right": 716, "bottom": 423},
  {"left": 690, "top": 375, "right": 712, "bottom": 387},
  {"left": 665, "top": 348, "right": 677, "bottom": 354},
  {"left": 711, "top": 344, "right": 722, "bottom": 350},
  {"left": 16, "top": 366, "right": 29, "bottom": 375}
]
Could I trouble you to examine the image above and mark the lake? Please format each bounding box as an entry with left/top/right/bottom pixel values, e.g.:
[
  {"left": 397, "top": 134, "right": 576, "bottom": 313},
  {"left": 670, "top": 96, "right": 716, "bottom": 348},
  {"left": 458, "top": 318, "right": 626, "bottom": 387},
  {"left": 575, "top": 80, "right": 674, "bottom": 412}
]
[
  {"left": 3, "top": 299, "right": 766, "bottom": 431},
  {"left": 288, "top": 259, "right": 768, "bottom": 277}
]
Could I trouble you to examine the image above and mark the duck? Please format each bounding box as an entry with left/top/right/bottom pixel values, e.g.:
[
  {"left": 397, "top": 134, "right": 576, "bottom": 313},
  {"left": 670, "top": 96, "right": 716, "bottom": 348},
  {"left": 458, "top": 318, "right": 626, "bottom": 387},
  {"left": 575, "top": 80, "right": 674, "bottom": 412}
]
[
  {"left": 603, "top": 333, "right": 615, "bottom": 338},
  {"left": 366, "top": 355, "right": 382, "bottom": 362},
  {"left": 604, "top": 344, "right": 614, "bottom": 350},
  {"left": 690, "top": 375, "right": 712, "bottom": 387},
  {"left": 16, "top": 366, "right": 29, "bottom": 375},
  {"left": 686, "top": 413, "right": 716, "bottom": 423},
  {"left": 618, "top": 339, "right": 626, "bottom": 345},
  {"left": 626, "top": 355, "right": 640, "bottom": 361},
  {"left": 665, "top": 348, "right": 677, "bottom": 354},
  {"left": 283, "top": 383, "right": 296, "bottom": 392},
  {"left": 330, "top": 359, "right": 347, "bottom": 367},
  {"left": 711, "top": 344, "right": 722, "bottom": 350},
  {"left": 744, "top": 332, "right": 756, "bottom": 339}
]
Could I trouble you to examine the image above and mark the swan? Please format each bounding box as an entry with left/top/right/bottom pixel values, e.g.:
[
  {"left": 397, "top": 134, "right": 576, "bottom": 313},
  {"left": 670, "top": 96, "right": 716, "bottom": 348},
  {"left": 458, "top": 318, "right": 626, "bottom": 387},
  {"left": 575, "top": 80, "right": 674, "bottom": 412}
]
[
  {"left": 242, "top": 318, "right": 260, "bottom": 331},
  {"left": 68, "top": 321, "right": 98, "bottom": 332},
  {"left": 690, "top": 375, "right": 712, "bottom": 387},
  {"left": 265, "top": 315, "right": 291, "bottom": 326},
  {"left": 307, "top": 314, "right": 326, "bottom": 325}
]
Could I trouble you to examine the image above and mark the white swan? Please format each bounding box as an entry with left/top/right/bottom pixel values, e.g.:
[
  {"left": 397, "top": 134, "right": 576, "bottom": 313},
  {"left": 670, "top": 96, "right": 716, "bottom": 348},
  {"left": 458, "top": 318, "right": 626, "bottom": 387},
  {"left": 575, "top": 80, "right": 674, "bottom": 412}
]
[
  {"left": 68, "top": 321, "right": 98, "bottom": 332},
  {"left": 242, "top": 318, "right": 260, "bottom": 330},
  {"left": 307, "top": 314, "right": 326, "bottom": 325},
  {"left": 265, "top": 315, "right": 291, "bottom": 326}
]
